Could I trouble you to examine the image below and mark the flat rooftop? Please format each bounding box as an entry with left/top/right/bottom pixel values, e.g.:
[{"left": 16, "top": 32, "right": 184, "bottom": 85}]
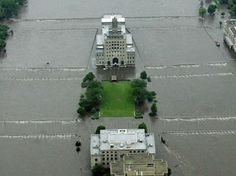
[
  {"left": 90, "top": 129, "right": 156, "bottom": 155},
  {"left": 110, "top": 154, "right": 168, "bottom": 176}
]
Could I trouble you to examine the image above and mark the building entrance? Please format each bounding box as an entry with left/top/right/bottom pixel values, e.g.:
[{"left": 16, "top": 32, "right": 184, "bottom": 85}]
[{"left": 112, "top": 58, "right": 119, "bottom": 65}]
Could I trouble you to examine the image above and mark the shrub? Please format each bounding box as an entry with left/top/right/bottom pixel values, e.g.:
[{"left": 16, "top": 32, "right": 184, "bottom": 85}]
[
  {"left": 95, "top": 125, "right": 106, "bottom": 134},
  {"left": 199, "top": 7, "right": 207, "bottom": 16},
  {"left": 140, "top": 71, "right": 147, "bottom": 80},
  {"left": 208, "top": 4, "right": 217, "bottom": 15},
  {"left": 138, "top": 122, "right": 147, "bottom": 133}
]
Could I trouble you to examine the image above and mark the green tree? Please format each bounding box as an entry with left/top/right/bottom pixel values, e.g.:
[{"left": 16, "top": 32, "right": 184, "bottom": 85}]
[
  {"left": 95, "top": 125, "right": 106, "bottom": 134},
  {"left": 83, "top": 72, "right": 95, "bottom": 82},
  {"left": 199, "top": 7, "right": 207, "bottom": 16},
  {"left": 147, "top": 91, "right": 156, "bottom": 102},
  {"left": 140, "top": 71, "right": 147, "bottom": 80},
  {"left": 149, "top": 103, "right": 157, "bottom": 117},
  {"left": 131, "top": 79, "right": 147, "bottom": 89},
  {"left": 208, "top": 4, "right": 217, "bottom": 15},
  {"left": 77, "top": 106, "right": 86, "bottom": 116},
  {"left": 230, "top": 4, "right": 236, "bottom": 16},
  {"left": 92, "top": 164, "right": 108, "bottom": 176},
  {"left": 1, "top": 0, "right": 19, "bottom": 18},
  {"left": 0, "top": 39, "right": 6, "bottom": 50},
  {"left": 138, "top": 122, "right": 147, "bottom": 133}
]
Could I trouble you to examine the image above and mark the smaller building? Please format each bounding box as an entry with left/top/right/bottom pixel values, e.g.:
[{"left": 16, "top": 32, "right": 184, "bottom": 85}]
[
  {"left": 223, "top": 19, "right": 236, "bottom": 52},
  {"left": 90, "top": 129, "right": 156, "bottom": 168},
  {"left": 110, "top": 154, "right": 168, "bottom": 176}
]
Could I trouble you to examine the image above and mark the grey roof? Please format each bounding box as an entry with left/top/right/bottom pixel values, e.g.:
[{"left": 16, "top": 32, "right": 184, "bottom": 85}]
[
  {"left": 110, "top": 154, "right": 168, "bottom": 176},
  {"left": 126, "top": 34, "right": 133, "bottom": 45},
  {"left": 225, "top": 19, "right": 236, "bottom": 36},
  {"left": 90, "top": 129, "right": 156, "bottom": 155}
]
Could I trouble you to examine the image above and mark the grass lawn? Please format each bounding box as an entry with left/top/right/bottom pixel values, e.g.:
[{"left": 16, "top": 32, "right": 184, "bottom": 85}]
[{"left": 100, "top": 81, "right": 134, "bottom": 117}]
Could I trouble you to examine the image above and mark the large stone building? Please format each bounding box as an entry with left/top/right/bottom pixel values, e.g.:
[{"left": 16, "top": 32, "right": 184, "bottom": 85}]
[
  {"left": 224, "top": 19, "right": 236, "bottom": 52},
  {"left": 110, "top": 154, "right": 168, "bottom": 176},
  {"left": 90, "top": 129, "right": 155, "bottom": 168},
  {"left": 96, "top": 14, "right": 135, "bottom": 68}
]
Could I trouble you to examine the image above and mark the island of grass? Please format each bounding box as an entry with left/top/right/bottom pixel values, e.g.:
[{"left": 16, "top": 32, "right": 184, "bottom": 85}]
[{"left": 100, "top": 80, "right": 134, "bottom": 117}]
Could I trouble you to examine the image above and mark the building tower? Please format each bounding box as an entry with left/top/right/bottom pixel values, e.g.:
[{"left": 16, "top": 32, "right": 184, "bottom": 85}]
[{"left": 96, "top": 14, "right": 135, "bottom": 68}]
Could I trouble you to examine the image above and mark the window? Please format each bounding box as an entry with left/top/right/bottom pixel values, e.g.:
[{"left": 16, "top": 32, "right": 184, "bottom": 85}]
[{"left": 95, "top": 158, "right": 98, "bottom": 161}]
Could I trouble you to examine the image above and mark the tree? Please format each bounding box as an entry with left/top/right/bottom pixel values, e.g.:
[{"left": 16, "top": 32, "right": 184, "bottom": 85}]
[
  {"left": 140, "top": 71, "right": 147, "bottom": 80},
  {"left": 208, "top": 4, "right": 217, "bottom": 15},
  {"left": 131, "top": 79, "right": 148, "bottom": 105},
  {"left": 96, "top": 125, "right": 106, "bottom": 134},
  {"left": 1, "top": 0, "right": 19, "bottom": 18},
  {"left": 199, "top": 7, "right": 207, "bottom": 17},
  {"left": 230, "top": 5, "right": 236, "bottom": 16},
  {"left": 77, "top": 106, "right": 86, "bottom": 116},
  {"left": 138, "top": 122, "right": 147, "bottom": 133},
  {"left": 92, "top": 164, "right": 107, "bottom": 176},
  {"left": 147, "top": 91, "right": 156, "bottom": 102},
  {"left": 83, "top": 72, "right": 95, "bottom": 83},
  {"left": 149, "top": 103, "right": 157, "bottom": 117},
  {"left": 131, "top": 79, "right": 147, "bottom": 89}
]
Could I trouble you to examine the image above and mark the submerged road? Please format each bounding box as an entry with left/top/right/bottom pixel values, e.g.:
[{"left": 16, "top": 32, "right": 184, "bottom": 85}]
[{"left": 1, "top": 0, "right": 236, "bottom": 175}]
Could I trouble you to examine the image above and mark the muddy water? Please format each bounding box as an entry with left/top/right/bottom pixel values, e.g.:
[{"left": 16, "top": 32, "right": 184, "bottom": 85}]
[{"left": 1, "top": 0, "right": 236, "bottom": 175}]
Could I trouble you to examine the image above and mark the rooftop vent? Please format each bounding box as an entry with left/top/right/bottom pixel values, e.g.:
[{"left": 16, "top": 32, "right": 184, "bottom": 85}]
[{"left": 118, "top": 129, "right": 127, "bottom": 134}]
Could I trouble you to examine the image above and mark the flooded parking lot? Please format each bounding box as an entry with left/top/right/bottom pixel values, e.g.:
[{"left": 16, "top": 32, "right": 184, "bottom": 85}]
[{"left": 1, "top": 0, "right": 236, "bottom": 175}]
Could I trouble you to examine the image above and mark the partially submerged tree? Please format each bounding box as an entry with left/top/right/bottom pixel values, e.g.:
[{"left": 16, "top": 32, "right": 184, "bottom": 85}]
[
  {"left": 131, "top": 79, "right": 156, "bottom": 105},
  {"left": 199, "top": 7, "right": 207, "bottom": 17},
  {"left": 92, "top": 164, "right": 109, "bottom": 176},
  {"left": 138, "top": 122, "right": 148, "bottom": 133},
  {"left": 208, "top": 4, "right": 217, "bottom": 15},
  {"left": 77, "top": 73, "right": 103, "bottom": 117},
  {"left": 95, "top": 125, "right": 106, "bottom": 134},
  {"left": 81, "top": 72, "right": 95, "bottom": 88},
  {"left": 140, "top": 71, "right": 147, "bottom": 80},
  {"left": 149, "top": 103, "right": 157, "bottom": 117}
]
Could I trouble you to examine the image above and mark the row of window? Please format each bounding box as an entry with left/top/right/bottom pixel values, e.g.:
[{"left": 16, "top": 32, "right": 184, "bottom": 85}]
[
  {"left": 106, "top": 47, "right": 125, "bottom": 50},
  {"left": 106, "top": 40, "right": 125, "bottom": 44},
  {"left": 102, "top": 151, "right": 117, "bottom": 154},
  {"left": 105, "top": 54, "right": 125, "bottom": 57}
]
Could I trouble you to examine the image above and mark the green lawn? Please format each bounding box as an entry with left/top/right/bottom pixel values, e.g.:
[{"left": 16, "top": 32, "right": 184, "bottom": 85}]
[{"left": 100, "top": 81, "right": 134, "bottom": 117}]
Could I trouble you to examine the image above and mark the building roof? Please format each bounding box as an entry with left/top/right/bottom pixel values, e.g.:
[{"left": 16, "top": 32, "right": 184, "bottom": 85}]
[
  {"left": 102, "top": 14, "right": 125, "bottom": 24},
  {"left": 224, "top": 19, "right": 236, "bottom": 36},
  {"left": 110, "top": 154, "right": 168, "bottom": 176},
  {"left": 90, "top": 129, "right": 156, "bottom": 155}
]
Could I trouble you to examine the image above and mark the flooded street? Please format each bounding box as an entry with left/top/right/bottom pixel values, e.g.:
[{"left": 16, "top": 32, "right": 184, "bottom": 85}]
[{"left": 1, "top": 0, "right": 236, "bottom": 175}]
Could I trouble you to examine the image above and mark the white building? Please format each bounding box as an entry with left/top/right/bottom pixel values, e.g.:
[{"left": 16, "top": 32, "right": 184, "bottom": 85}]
[
  {"left": 96, "top": 14, "right": 135, "bottom": 68},
  {"left": 223, "top": 19, "right": 236, "bottom": 52},
  {"left": 90, "top": 129, "right": 156, "bottom": 168}
]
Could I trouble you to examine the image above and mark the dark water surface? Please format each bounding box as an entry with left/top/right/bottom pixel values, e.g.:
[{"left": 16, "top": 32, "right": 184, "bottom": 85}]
[{"left": 1, "top": 0, "right": 236, "bottom": 175}]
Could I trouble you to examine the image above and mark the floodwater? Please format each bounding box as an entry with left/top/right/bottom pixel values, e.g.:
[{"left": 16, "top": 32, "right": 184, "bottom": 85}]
[{"left": 1, "top": 0, "right": 236, "bottom": 175}]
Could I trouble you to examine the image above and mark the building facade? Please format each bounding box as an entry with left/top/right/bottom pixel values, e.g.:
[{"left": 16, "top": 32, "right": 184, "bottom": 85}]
[
  {"left": 110, "top": 154, "right": 168, "bottom": 176},
  {"left": 96, "top": 14, "right": 135, "bottom": 68},
  {"left": 90, "top": 129, "right": 156, "bottom": 168},
  {"left": 223, "top": 19, "right": 236, "bottom": 52}
]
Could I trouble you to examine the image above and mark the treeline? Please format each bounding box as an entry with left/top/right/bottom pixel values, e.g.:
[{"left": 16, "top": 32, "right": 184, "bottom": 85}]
[
  {"left": 0, "top": 24, "right": 9, "bottom": 50},
  {"left": 77, "top": 72, "right": 103, "bottom": 118},
  {"left": 0, "top": 0, "right": 27, "bottom": 19},
  {"left": 219, "top": 0, "right": 236, "bottom": 16},
  {"left": 0, "top": 0, "right": 27, "bottom": 52}
]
